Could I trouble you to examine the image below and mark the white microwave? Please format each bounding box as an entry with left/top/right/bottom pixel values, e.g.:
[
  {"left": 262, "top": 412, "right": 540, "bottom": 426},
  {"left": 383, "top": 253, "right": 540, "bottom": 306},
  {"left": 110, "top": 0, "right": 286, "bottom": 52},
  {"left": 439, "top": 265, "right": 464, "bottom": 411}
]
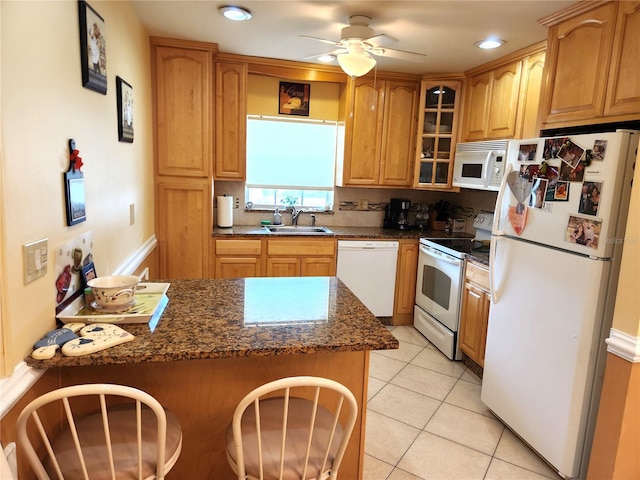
[{"left": 452, "top": 140, "right": 507, "bottom": 191}]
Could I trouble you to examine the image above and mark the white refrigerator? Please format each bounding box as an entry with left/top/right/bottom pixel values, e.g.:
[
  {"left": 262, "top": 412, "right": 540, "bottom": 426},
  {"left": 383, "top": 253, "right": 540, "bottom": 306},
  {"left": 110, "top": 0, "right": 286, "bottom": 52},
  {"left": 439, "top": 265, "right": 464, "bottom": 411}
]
[{"left": 481, "top": 130, "right": 639, "bottom": 479}]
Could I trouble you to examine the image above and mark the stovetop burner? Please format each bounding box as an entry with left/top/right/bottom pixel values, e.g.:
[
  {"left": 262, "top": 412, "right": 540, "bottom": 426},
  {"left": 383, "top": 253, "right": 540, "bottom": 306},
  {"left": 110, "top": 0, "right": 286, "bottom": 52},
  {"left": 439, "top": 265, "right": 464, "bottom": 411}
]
[
  {"left": 420, "top": 237, "right": 475, "bottom": 259},
  {"left": 420, "top": 211, "right": 494, "bottom": 260}
]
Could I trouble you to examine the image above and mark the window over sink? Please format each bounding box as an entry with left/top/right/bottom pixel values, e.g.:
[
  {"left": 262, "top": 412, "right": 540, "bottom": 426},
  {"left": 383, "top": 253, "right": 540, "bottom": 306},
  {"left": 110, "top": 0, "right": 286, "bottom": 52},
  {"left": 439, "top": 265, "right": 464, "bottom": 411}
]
[{"left": 245, "top": 115, "right": 336, "bottom": 210}]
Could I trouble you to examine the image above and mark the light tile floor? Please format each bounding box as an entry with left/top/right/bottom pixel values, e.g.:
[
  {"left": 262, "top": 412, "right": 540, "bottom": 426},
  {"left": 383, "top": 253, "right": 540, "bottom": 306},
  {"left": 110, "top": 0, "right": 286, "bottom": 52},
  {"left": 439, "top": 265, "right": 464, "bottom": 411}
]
[{"left": 364, "top": 325, "right": 564, "bottom": 480}]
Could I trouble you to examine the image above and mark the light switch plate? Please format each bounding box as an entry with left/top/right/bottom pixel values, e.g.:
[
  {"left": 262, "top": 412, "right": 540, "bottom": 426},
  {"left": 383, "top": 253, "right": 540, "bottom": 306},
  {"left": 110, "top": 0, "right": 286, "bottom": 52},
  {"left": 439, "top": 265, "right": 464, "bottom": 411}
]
[{"left": 23, "top": 238, "right": 48, "bottom": 284}]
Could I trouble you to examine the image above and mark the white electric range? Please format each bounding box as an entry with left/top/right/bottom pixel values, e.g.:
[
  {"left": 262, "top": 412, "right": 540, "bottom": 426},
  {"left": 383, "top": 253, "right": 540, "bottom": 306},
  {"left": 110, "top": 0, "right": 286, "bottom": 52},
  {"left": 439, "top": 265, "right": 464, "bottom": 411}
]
[{"left": 414, "top": 213, "right": 493, "bottom": 360}]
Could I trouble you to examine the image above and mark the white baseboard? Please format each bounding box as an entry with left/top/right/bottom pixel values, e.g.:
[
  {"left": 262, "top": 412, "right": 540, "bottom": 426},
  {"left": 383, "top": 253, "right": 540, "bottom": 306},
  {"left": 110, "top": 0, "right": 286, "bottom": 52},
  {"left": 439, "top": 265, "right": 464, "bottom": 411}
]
[
  {"left": 606, "top": 328, "right": 640, "bottom": 363},
  {"left": 0, "top": 234, "right": 157, "bottom": 419},
  {"left": 0, "top": 362, "right": 44, "bottom": 418},
  {"left": 113, "top": 235, "right": 157, "bottom": 276}
]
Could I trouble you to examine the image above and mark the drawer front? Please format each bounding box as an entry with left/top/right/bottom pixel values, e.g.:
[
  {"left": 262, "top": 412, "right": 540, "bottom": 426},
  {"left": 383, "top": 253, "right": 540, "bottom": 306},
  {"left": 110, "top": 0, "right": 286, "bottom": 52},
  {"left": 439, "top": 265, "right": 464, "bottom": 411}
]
[
  {"left": 267, "top": 239, "right": 336, "bottom": 256},
  {"left": 215, "top": 239, "right": 262, "bottom": 255},
  {"left": 466, "top": 261, "right": 490, "bottom": 291}
]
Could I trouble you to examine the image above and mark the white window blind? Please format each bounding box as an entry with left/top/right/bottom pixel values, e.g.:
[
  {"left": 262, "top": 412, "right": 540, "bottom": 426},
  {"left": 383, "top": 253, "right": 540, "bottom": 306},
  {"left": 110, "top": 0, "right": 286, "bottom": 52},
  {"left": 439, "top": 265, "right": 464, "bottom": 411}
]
[{"left": 246, "top": 115, "right": 337, "bottom": 189}]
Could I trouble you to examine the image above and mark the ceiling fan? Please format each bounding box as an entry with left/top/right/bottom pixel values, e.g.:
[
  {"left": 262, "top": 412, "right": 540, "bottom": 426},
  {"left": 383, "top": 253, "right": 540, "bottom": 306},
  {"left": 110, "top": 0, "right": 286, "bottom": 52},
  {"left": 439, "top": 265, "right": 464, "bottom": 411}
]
[{"left": 301, "top": 15, "right": 426, "bottom": 77}]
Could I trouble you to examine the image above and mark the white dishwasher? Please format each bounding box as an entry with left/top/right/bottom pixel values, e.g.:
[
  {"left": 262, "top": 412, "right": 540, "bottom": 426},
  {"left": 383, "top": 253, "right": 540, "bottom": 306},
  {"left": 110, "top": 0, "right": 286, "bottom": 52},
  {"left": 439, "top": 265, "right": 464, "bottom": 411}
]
[{"left": 336, "top": 240, "right": 399, "bottom": 317}]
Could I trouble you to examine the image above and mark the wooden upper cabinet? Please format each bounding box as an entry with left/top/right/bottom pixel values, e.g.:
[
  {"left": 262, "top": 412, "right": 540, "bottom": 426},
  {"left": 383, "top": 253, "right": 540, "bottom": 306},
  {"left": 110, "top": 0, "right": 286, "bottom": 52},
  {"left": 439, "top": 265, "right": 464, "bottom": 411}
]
[
  {"left": 517, "top": 51, "right": 545, "bottom": 139},
  {"left": 214, "top": 60, "right": 247, "bottom": 180},
  {"left": 462, "top": 42, "right": 545, "bottom": 142},
  {"left": 541, "top": 2, "right": 617, "bottom": 124},
  {"left": 154, "top": 45, "right": 213, "bottom": 177},
  {"left": 379, "top": 80, "right": 420, "bottom": 186},
  {"left": 340, "top": 76, "right": 419, "bottom": 187},
  {"left": 604, "top": 1, "right": 640, "bottom": 117},
  {"left": 463, "top": 72, "right": 491, "bottom": 140},
  {"left": 539, "top": 1, "right": 639, "bottom": 127},
  {"left": 343, "top": 78, "right": 384, "bottom": 185},
  {"left": 463, "top": 60, "right": 523, "bottom": 141},
  {"left": 414, "top": 79, "right": 462, "bottom": 189},
  {"left": 486, "top": 62, "right": 522, "bottom": 139}
]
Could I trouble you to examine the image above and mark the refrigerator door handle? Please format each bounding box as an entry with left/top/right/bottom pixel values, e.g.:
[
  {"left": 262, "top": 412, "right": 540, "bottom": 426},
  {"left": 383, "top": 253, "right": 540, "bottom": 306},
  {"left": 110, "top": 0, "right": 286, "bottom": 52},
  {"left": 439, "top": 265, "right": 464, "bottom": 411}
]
[
  {"left": 489, "top": 235, "right": 500, "bottom": 304},
  {"left": 492, "top": 161, "right": 513, "bottom": 236}
]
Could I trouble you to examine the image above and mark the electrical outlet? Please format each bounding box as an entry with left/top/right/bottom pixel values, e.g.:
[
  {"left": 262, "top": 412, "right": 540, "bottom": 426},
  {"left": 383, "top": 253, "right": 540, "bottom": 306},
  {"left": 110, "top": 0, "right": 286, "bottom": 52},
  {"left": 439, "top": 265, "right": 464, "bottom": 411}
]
[
  {"left": 23, "top": 238, "right": 48, "bottom": 284},
  {"left": 234, "top": 197, "right": 240, "bottom": 209},
  {"left": 357, "top": 199, "right": 369, "bottom": 210}
]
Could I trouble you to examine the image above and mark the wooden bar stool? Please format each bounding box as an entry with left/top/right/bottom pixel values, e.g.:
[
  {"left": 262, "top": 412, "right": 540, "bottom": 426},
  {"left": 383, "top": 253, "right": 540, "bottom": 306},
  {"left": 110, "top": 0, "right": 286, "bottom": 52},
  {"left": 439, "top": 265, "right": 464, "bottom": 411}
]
[
  {"left": 226, "top": 376, "right": 357, "bottom": 480},
  {"left": 16, "top": 383, "right": 182, "bottom": 480}
]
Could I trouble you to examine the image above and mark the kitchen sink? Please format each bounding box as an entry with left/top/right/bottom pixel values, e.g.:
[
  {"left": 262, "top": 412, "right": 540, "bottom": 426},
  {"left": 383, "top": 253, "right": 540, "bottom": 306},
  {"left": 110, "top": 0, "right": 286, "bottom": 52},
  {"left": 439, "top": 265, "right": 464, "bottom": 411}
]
[{"left": 263, "top": 225, "right": 333, "bottom": 235}]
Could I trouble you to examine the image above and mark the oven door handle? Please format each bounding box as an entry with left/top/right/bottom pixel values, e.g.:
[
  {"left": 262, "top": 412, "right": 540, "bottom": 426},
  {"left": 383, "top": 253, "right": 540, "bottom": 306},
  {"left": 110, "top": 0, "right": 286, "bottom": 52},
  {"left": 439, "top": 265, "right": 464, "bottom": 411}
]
[{"left": 419, "top": 245, "right": 462, "bottom": 267}]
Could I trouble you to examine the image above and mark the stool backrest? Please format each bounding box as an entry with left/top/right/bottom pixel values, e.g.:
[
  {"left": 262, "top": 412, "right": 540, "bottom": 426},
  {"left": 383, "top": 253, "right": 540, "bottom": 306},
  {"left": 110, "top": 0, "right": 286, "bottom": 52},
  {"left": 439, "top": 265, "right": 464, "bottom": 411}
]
[
  {"left": 229, "top": 376, "right": 358, "bottom": 480},
  {"left": 16, "top": 383, "right": 172, "bottom": 480}
]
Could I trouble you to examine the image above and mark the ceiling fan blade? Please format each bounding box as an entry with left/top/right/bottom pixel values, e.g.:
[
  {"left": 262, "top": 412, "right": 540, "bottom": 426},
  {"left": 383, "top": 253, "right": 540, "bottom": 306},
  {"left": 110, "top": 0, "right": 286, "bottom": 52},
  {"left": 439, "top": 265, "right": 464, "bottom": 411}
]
[
  {"left": 370, "top": 46, "right": 427, "bottom": 63},
  {"left": 363, "top": 33, "right": 397, "bottom": 47},
  {"left": 300, "top": 35, "right": 342, "bottom": 47},
  {"left": 301, "top": 48, "right": 347, "bottom": 60}
]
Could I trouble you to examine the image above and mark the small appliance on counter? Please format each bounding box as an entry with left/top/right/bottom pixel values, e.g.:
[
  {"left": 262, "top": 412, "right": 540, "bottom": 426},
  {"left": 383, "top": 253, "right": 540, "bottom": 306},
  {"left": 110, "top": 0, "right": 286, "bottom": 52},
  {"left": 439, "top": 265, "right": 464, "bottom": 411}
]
[{"left": 384, "top": 198, "right": 412, "bottom": 230}]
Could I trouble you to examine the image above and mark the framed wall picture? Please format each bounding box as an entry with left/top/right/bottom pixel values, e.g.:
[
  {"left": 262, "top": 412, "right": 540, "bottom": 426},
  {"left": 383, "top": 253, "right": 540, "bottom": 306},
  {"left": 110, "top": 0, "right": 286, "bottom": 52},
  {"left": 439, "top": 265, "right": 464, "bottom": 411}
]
[
  {"left": 64, "top": 139, "right": 86, "bottom": 226},
  {"left": 78, "top": 0, "right": 107, "bottom": 94},
  {"left": 279, "top": 82, "right": 310, "bottom": 116},
  {"left": 116, "top": 76, "right": 134, "bottom": 142},
  {"left": 64, "top": 170, "right": 86, "bottom": 226},
  {"left": 81, "top": 262, "right": 97, "bottom": 288}
]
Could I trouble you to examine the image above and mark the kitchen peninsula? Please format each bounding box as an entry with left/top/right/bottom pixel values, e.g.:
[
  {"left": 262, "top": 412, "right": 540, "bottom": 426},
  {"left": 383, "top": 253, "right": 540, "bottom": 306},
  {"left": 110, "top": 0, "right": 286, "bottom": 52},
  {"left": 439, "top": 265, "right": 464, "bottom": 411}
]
[{"left": 25, "top": 277, "right": 398, "bottom": 479}]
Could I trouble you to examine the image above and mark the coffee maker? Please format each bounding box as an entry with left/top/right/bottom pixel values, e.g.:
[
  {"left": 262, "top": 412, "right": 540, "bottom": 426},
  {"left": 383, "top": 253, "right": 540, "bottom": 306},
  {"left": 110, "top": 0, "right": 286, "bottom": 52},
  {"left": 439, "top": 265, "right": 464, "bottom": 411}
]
[{"left": 384, "top": 198, "right": 412, "bottom": 230}]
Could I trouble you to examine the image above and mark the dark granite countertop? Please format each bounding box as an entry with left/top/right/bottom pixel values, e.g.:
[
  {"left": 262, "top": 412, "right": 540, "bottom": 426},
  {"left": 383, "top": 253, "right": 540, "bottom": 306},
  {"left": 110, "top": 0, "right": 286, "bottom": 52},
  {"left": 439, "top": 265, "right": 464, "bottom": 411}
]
[
  {"left": 213, "top": 225, "right": 473, "bottom": 240},
  {"left": 26, "top": 277, "right": 398, "bottom": 369},
  {"left": 467, "top": 252, "right": 490, "bottom": 266}
]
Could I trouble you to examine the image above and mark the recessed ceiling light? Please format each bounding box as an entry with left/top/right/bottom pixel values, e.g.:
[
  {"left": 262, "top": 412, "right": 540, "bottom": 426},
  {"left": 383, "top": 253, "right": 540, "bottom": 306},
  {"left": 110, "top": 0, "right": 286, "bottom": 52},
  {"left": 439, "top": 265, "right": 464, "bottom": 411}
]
[
  {"left": 475, "top": 38, "right": 505, "bottom": 49},
  {"left": 218, "top": 5, "right": 252, "bottom": 21},
  {"left": 317, "top": 54, "right": 336, "bottom": 63}
]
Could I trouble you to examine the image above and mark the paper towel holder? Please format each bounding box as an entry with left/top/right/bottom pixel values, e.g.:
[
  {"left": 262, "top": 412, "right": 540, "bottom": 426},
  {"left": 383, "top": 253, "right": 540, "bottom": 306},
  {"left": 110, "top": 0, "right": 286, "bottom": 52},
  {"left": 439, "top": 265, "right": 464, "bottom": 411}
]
[{"left": 217, "top": 194, "right": 234, "bottom": 228}]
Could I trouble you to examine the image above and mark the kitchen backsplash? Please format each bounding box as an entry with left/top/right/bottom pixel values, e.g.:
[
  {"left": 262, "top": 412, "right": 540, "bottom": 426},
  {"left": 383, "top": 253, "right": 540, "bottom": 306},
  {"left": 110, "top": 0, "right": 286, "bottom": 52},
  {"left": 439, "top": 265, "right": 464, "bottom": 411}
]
[{"left": 214, "top": 181, "right": 498, "bottom": 233}]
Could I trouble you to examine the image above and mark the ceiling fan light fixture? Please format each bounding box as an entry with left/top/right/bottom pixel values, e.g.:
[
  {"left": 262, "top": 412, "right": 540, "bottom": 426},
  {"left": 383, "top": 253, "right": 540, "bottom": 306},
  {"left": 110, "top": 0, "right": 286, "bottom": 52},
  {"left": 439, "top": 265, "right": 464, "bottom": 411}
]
[
  {"left": 475, "top": 38, "right": 505, "bottom": 49},
  {"left": 218, "top": 5, "right": 252, "bottom": 21},
  {"left": 337, "top": 52, "right": 376, "bottom": 77}
]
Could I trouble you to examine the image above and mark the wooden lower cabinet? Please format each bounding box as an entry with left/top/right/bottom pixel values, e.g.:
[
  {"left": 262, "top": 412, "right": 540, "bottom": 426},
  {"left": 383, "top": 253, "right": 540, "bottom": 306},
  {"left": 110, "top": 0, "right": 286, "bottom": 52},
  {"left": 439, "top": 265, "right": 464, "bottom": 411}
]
[
  {"left": 459, "top": 261, "right": 491, "bottom": 366},
  {"left": 301, "top": 256, "right": 335, "bottom": 276},
  {"left": 216, "top": 257, "right": 261, "bottom": 278},
  {"left": 266, "top": 238, "right": 336, "bottom": 277},
  {"left": 393, "top": 240, "right": 419, "bottom": 325},
  {"left": 213, "top": 238, "right": 336, "bottom": 278},
  {"left": 266, "top": 257, "right": 299, "bottom": 277},
  {"left": 157, "top": 180, "right": 211, "bottom": 279},
  {"left": 213, "top": 239, "right": 262, "bottom": 278}
]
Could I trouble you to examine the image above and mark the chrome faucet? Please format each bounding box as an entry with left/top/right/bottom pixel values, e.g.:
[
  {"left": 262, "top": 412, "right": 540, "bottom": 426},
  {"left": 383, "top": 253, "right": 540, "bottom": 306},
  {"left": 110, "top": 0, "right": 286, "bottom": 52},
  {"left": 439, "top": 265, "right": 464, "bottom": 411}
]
[{"left": 291, "top": 206, "right": 305, "bottom": 226}]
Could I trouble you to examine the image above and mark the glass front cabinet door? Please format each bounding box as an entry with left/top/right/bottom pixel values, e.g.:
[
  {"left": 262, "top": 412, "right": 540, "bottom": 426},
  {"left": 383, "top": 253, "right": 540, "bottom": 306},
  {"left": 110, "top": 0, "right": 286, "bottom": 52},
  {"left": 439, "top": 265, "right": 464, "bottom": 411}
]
[{"left": 414, "top": 80, "right": 462, "bottom": 189}]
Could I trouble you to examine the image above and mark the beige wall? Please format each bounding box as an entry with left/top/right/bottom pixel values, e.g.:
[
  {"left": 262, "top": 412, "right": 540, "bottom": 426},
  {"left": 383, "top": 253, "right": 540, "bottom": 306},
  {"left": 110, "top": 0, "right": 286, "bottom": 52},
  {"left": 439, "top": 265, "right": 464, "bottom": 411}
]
[
  {"left": 247, "top": 75, "right": 341, "bottom": 120},
  {"left": 0, "top": 1, "right": 154, "bottom": 375},
  {"left": 611, "top": 147, "right": 640, "bottom": 336}
]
